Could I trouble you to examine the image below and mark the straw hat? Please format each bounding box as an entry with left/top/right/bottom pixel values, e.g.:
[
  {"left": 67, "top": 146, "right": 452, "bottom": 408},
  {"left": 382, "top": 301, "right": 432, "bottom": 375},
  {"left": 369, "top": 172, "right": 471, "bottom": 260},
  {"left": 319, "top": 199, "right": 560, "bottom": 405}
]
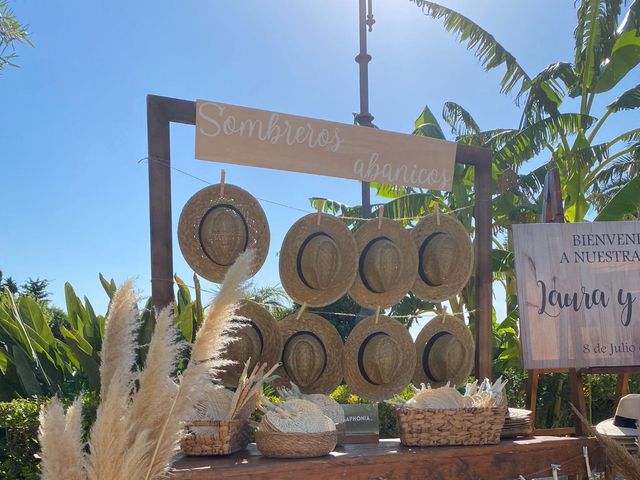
[
  {"left": 596, "top": 394, "right": 640, "bottom": 437},
  {"left": 178, "top": 183, "right": 269, "bottom": 282},
  {"left": 411, "top": 214, "right": 473, "bottom": 302},
  {"left": 279, "top": 213, "right": 357, "bottom": 307},
  {"left": 413, "top": 314, "right": 475, "bottom": 388},
  {"left": 349, "top": 218, "right": 418, "bottom": 309},
  {"left": 277, "top": 312, "right": 343, "bottom": 395},
  {"left": 219, "top": 300, "right": 282, "bottom": 387},
  {"left": 344, "top": 315, "right": 416, "bottom": 401}
]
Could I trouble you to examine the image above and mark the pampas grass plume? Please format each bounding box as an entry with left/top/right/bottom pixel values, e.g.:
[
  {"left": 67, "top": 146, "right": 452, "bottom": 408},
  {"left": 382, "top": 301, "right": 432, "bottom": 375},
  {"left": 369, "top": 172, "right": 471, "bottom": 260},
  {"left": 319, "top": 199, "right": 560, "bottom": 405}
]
[
  {"left": 40, "top": 252, "right": 254, "bottom": 480},
  {"left": 39, "top": 396, "right": 87, "bottom": 480}
]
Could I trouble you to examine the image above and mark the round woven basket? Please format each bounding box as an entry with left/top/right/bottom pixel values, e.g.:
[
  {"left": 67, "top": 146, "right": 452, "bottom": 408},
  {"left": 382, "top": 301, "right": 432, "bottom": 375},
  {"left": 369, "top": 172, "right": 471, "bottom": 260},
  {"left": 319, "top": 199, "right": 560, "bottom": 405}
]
[
  {"left": 180, "top": 419, "right": 251, "bottom": 456},
  {"left": 255, "top": 430, "right": 337, "bottom": 458}
]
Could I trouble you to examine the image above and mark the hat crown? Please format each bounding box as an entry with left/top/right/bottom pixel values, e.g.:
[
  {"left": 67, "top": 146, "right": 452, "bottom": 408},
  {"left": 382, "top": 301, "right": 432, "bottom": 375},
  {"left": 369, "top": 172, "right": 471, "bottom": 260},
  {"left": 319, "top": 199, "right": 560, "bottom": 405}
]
[
  {"left": 284, "top": 334, "right": 325, "bottom": 388},
  {"left": 421, "top": 233, "right": 457, "bottom": 286},
  {"left": 362, "top": 238, "right": 402, "bottom": 293},
  {"left": 225, "top": 323, "right": 262, "bottom": 373},
  {"left": 428, "top": 335, "right": 465, "bottom": 382},
  {"left": 299, "top": 234, "right": 341, "bottom": 290},
  {"left": 200, "top": 206, "right": 247, "bottom": 266},
  {"left": 616, "top": 394, "right": 640, "bottom": 422},
  {"left": 362, "top": 334, "right": 401, "bottom": 385}
]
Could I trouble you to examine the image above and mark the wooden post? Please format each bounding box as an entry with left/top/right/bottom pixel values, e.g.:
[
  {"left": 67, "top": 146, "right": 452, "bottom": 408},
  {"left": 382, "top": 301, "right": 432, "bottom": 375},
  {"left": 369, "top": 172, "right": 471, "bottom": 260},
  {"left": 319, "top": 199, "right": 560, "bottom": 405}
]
[
  {"left": 472, "top": 148, "right": 493, "bottom": 381},
  {"left": 146, "top": 95, "right": 195, "bottom": 312}
]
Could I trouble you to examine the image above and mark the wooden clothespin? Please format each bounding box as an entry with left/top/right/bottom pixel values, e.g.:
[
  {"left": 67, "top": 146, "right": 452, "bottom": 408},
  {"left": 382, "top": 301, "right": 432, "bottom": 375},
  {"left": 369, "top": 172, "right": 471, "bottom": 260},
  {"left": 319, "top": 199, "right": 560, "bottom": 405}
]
[
  {"left": 296, "top": 302, "right": 308, "bottom": 320},
  {"left": 375, "top": 306, "right": 381, "bottom": 324},
  {"left": 435, "top": 200, "right": 441, "bottom": 225},
  {"left": 316, "top": 201, "right": 325, "bottom": 225},
  {"left": 550, "top": 464, "right": 560, "bottom": 480},
  {"left": 220, "top": 169, "right": 226, "bottom": 196},
  {"left": 442, "top": 305, "right": 448, "bottom": 323},
  {"left": 377, "top": 205, "right": 385, "bottom": 229}
]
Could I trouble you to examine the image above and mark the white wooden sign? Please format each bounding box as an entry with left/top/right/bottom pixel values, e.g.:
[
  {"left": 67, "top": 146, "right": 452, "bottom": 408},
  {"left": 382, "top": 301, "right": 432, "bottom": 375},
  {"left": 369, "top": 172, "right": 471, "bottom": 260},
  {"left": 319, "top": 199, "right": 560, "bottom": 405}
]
[
  {"left": 195, "top": 100, "right": 457, "bottom": 191},
  {"left": 513, "top": 221, "right": 640, "bottom": 369}
]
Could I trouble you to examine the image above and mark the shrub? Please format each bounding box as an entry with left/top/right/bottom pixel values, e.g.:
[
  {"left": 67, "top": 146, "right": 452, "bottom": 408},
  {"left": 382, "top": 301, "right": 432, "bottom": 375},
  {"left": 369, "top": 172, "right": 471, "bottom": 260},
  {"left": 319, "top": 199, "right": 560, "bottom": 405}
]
[
  {"left": 0, "top": 398, "right": 43, "bottom": 480},
  {"left": 0, "top": 393, "right": 99, "bottom": 480}
]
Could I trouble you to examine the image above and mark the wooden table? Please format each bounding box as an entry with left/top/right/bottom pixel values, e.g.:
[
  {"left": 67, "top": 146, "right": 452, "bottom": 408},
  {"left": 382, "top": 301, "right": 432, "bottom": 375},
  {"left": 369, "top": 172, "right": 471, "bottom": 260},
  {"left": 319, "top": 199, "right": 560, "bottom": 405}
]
[{"left": 172, "top": 436, "right": 604, "bottom": 480}]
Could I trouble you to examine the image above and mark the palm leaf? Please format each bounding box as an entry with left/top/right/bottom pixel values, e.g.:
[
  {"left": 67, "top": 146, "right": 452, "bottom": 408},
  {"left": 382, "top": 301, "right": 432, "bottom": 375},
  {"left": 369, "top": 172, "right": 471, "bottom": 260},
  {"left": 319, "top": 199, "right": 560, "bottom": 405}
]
[
  {"left": 595, "top": 0, "right": 640, "bottom": 92},
  {"left": 457, "top": 128, "right": 517, "bottom": 150},
  {"left": 518, "top": 62, "right": 578, "bottom": 126},
  {"left": 442, "top": 101, "right": 480, "bottom": 136},
  {"left": 409, "top": 0, "right": 530, "bottom": 95},
  {"left": 574, "top": 0, "right": 603, "bottom": 92},
  {"left": 494, "top": 113, "right": 597, "bottom": 166},
  {"left": 593, "top": 154, "right": 640, "bottom": 188},
  {"left": 607, "top": 83, "right": 640, "bottom": 112},
  {"left": 595, "top": 173, "right": 640, "bottom": 220},
  {"left": 371, "top": 183, "right": 412, "bottom": 199},
  {"left": 413, "top": 104, "right": 446, "bottom": 139},
  {"left": 571, "top": 142, "right": 611, "bottom": 169}
]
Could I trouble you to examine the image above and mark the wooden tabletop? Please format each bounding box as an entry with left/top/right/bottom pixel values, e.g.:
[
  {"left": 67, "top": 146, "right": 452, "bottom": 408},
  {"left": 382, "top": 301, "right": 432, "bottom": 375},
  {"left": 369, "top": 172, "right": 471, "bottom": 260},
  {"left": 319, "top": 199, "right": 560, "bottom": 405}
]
[{"left": 171, "top": 436, "right": 604, "bottom": 480}]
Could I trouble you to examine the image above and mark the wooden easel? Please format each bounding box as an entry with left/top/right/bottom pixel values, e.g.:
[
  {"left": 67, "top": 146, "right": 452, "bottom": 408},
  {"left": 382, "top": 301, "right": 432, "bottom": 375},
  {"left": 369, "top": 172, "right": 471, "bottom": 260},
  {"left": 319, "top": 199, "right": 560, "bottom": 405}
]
[{"left": 526, "top": 168, "right": 633, "bottom": 436}]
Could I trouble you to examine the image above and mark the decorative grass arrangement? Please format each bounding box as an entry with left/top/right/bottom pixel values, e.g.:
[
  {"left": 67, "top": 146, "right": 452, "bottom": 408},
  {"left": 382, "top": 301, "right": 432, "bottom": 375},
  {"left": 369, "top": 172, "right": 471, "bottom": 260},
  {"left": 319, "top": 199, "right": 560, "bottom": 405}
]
[
  {"left": 571, "top": 404, "right": 640, "bottom": 479},
  {"left": 38, "top": 251, "right": 255, "bottom": 480}
]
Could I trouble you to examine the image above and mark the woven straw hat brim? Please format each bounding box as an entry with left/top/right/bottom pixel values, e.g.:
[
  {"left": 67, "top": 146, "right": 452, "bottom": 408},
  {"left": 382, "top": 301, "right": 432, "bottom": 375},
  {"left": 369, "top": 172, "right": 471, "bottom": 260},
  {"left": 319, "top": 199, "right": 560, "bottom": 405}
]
[
  {"left": 178, "top": 183, "right": 270, "bottom": 283},
  {"left": 349, "top": 218, "right": 418, "bottom": 309},
  {"left": 413, "top": 314, "right": 475, "bottom": 388},
  {"left": 344, "top": 315, "right": 416, "bottom": 402},
  {"left": 279, "top": 213, "right": 357, "bottom": 307},
  {"left": 411, "top": 214, "right": 473, "bottom": 302},
  {"left": 277, "top": 312, "right": 344, "bottom": 395},
  {"left": 219, "top": 300, "right": 282, "bottom": 387}
]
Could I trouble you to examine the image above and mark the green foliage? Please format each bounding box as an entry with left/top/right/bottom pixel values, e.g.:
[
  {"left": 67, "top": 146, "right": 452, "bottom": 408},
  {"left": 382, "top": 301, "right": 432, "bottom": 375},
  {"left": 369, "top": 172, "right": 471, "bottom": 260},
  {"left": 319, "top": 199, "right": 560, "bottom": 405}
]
[
  {"left": 411, "top": 0, "right": 640, "bottom": 222},
  {"left": 20, "top": 278, "right": 50, "bottom": 303},
  {"left": 0, "top": 0, "right": 31, "bottom": 71},
  {"left": 0, "top": 398, "right": 42, "bottom": 480},
  {"left": 0, "top": 273, "right": 206, "bottom": 401},
  {"left": 0, "top": 393, "right": 99, "bottom": 479}
]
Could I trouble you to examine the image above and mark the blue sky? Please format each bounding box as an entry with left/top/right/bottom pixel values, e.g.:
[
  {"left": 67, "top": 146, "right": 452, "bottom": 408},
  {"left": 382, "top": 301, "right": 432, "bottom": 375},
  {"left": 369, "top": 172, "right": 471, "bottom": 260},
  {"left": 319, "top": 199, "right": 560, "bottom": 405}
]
[{"left": 1, "top": 1, "right": 636, "bottom": 329}]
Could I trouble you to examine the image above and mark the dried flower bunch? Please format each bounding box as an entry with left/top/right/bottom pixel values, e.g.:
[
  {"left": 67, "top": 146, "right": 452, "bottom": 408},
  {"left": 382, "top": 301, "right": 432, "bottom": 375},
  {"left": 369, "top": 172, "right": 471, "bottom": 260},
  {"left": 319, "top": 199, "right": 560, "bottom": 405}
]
[
  {"left": 188, "top": 360, "right": 279, "bottom": 424},
  {"left": 38, "top": 251, "right": 255, "bottom": 480},
  {"left": 259, "top": 397, "right": 336, "bottom": 434},
  {"left": 396, "top": 377, "right": 507, "bottom": 410},
  {"left": 278, "top": 383, "right": 345, "bottom": 425}
]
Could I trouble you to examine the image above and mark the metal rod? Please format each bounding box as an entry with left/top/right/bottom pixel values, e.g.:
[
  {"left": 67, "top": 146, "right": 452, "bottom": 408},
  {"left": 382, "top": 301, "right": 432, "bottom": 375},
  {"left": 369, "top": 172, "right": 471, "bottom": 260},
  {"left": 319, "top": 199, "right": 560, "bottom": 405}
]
[{"left": 356, "top": 0, "right": 374, "bottom": 218}]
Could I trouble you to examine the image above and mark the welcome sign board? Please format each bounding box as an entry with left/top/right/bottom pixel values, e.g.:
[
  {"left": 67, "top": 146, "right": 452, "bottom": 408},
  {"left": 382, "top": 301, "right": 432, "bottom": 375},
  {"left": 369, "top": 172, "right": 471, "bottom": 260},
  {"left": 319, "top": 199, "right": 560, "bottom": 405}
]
[
  {"left": 195, "top": 100, "right": 456, "bottom": 191},
  {"left": 513, "top": 221, "right": 640, "bottom": 369}
]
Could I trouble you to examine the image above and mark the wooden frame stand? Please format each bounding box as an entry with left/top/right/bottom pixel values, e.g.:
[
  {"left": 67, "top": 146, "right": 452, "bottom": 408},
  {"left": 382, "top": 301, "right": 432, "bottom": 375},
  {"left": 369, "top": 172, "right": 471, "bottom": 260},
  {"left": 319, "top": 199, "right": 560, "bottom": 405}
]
[
  {"left": 146, "top": 94, "right": 495, "bottom": 381},
  {"left": 527, "top": 168, "right": 636, "bottom": 436}
]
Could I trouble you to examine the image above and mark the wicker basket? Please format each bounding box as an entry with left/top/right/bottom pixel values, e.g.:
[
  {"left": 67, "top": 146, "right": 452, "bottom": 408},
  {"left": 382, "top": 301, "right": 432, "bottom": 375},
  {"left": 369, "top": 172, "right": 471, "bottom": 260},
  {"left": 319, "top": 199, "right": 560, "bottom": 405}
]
[
  {"left": 180, "top": 419, "right": 251, "bottom": 456},
  {"left": 396, "top": 406, "right": 506, "bottom": 447},
  {"left": 255, "top": 430, "right": 337, "bottom": 458}
]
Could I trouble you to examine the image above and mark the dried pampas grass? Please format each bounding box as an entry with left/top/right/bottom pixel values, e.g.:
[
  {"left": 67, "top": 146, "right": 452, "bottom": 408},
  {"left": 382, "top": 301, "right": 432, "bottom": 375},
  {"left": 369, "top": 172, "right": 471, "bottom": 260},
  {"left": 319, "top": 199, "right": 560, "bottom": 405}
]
[
  {"left": 38, "top": 251, "right": 255, "bottom": 480},
  {"left": 39, "top": 396, "right": 87, "bottom": 480},
  {"left": 571, "top": 404, "right": 640, "bottom": 480}
]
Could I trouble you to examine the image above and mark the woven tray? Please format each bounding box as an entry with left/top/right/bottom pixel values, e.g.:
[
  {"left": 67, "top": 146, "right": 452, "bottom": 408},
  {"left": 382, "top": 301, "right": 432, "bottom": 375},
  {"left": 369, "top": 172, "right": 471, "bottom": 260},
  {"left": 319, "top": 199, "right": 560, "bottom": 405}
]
[
  {"left": 255, "top": 430, "right": 337, "bottom": 458},
  {"left": 180, "top": 419, "right": 251, "bottom": 456},
  {"left": 396, "top": 406, "right": 506, "bottom": 446}
]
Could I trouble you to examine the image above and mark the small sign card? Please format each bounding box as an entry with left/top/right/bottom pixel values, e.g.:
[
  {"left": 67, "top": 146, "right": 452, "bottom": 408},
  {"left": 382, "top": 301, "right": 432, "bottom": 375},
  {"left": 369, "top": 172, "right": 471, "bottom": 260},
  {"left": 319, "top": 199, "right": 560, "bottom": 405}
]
[
  {"left": 341, "top": 404, "right": 379, "bottom": 443},
  {"left": 513, "top": 221, "right": 640, "bottom": 369},
  {"left": 195, "top": 100, "right": 456, "bottom": 191}
]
